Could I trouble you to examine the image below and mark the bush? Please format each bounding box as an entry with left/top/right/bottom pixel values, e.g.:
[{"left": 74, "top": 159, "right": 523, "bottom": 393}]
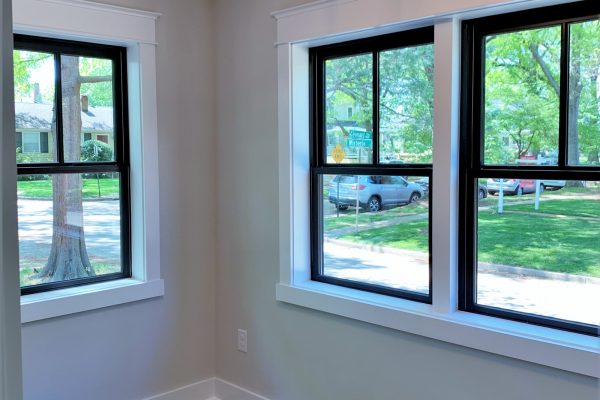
[{"left": 81, "top": 140, "right": 113, "bottom": 162}]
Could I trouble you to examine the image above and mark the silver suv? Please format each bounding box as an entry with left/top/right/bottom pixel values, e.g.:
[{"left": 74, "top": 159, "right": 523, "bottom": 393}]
[{"left": 328, "top": 175, "right": 425, "bottom": 212}]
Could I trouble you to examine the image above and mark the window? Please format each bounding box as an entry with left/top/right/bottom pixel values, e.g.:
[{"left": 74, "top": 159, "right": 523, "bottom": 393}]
[
  {"left": 96, "top": 134, "right": 109, "bottom": 144},
  {"left": 310, "top": 28, "right": 434, "bottom": 302},
  {"left": 460, "top": 2, "right": 599, "bottom": 335},
  {"left": 14, "top": 35, "right": 130, "bottom": 295},
  {"left": 275, "top": 0, "right": 599, "bottom": 378},
  {"left": 21, "top": 131, "right": 47, "bottom": 153}
]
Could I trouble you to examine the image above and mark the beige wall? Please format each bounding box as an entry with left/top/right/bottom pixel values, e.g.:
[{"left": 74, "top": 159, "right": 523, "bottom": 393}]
[
  {"left": 214, "top": 1, "right": 599, "bottom": 399},
  {"left": 20, "top": 1, "right": 217, "bottom": 399},
  {"left": 15, "top": 1, "right": 600, "bottom": 399}
]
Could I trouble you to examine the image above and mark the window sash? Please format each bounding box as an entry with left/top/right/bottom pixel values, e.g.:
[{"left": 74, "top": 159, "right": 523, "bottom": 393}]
[
  {"left": 14, "top": 34, "right": 131, "bottom": 296},
  {"left": 310, "top": 27, "right": 435, "bottom": 302},
  {"left": 460, "top": 2, "right": 599, "bottom": 336}
]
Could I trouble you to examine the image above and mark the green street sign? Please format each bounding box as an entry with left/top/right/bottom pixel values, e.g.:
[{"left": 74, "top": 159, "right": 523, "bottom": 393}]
[
  {"left": 348, "top": 129, "right": 372, "bottom": 140},
  {"left": 347, "top": 138, "right": 372, "bottom": 148}
]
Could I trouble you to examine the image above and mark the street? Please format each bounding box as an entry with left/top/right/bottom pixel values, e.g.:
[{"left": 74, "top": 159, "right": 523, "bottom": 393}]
[
  {"left": 324, "top": 240, "right": 600, "bottom": 326},
  {"left": 18, "top": 198, "right": 121, "bottom": 267}
]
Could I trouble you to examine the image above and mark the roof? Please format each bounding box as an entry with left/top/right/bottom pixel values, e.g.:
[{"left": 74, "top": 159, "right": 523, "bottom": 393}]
[{"left": 15, "top": 102, "right": 113, "bottom": 131}]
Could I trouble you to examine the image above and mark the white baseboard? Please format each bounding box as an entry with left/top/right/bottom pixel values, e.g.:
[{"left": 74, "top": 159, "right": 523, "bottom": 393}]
[
  {"left": 214, "top": 378, "right": 271, "bottom": 400},
  {"left": 144, "top": 377, "right": 271, "bottom": 400},
  {"left": 143, "top": 378, "right": 215, "bottom": 400}
]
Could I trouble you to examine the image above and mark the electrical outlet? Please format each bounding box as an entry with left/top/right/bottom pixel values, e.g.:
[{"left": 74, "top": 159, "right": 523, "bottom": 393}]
[{"left": 237, "top": 329, "right": 247, "bottom": 353}]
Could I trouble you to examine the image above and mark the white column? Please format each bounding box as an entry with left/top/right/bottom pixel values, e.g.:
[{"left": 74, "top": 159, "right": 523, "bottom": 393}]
[
  {"left": 0, "top": 0, "right": 23, "bottom": 398},
  {"left": 431, "top": 18, "right": 461, "bottom": 314}
]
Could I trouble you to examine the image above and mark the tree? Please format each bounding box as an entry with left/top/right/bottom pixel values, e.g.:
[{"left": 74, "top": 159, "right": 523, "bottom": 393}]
[
  {"left": 324, "top": 44, "right": 435, "bottom": 163},
  {"left": 484, "top": 26, "right": 561, "bottom": 164},
  {"left": 20, "top": 55, "right": 113, "bottom": 282},
  {"left": 483, "top": 20, "right": 600, "bottom": 165}
]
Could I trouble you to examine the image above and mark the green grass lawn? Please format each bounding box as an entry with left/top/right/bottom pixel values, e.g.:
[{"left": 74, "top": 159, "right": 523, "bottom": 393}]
[
  {"left": 339, "top": 219, "right": 429, "bottom": 252},
  {"left": 19, "top": 262, "right": 121, "bottom": 287},
  {"left": 504, "top": 198, "right": 599, "bottom": 218},
  {"left": 324, "top": 202, "right": 428, "bottom": 231},
  {"left": 17, "top": 178, "right": 120, "bottom": 199},
  {"left": 476, "top": 210, "right": 600, "bottom": 277},
  {"left": 338, "top": 198, "right": 600, "bottom": 277}
]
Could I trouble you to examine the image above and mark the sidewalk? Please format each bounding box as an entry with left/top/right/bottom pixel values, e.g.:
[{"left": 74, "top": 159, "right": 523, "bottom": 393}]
[{"left": 323, "top": 239, "right": 599, "bottom": 326}]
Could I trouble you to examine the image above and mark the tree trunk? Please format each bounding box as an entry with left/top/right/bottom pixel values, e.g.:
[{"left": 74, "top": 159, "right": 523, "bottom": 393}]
[
  {"left": 567, "top": 45, "right": 583, "bottom": 165},
  {"left": 35, "top": 56, "right": 95, "bottom": 281}
]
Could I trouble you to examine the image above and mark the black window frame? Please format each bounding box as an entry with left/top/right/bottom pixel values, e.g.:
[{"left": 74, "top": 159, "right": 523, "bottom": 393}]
[
  {"left": 15, "top": 34, "right": 131, "bottom": 295},
  {"left": 459, "top": 1, "right": 599, "bottom": 336},
  {"left": 310, "top": 27, "right": 434, "bottom": 303}
]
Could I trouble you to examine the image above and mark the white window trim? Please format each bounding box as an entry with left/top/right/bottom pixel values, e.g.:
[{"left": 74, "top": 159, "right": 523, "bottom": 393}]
[
  {"left": 14, "top": 0, "right": 164, "bottom": 323},
  {"left": 274, "top": 0, "right": 599, "bottom": 378}
]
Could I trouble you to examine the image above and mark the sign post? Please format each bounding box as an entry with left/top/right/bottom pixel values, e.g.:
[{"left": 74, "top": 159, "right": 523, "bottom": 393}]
[
  {"left": 330, "top": 144, "right": 345, "bottom": 217},
  {"left": 355, "top": 175, "right": 359, "bottom": 232}
]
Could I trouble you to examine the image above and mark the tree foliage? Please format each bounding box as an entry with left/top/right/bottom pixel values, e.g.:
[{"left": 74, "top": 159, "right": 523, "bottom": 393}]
[
  {"left": 323, "top": 20, "right": 599, "bottom": 165},
  {"left": 484, "top": 21, "right": 599, "bottom": 165},
  {"left": 79, "top": 57, "right": 113, "bottom": 107},
  {"left": 13, "top": 50, "right": 53, "bottom": 102},
  {"left": 325, "top": 45, "right": 434, "bottom": 163}
]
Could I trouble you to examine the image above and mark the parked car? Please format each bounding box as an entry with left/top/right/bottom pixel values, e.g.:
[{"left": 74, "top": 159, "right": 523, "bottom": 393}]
[
  {"left": 414, "top": 178, "right": 430, "bottom": 196},
  {"left": 486, "top": 178, "right": 566, "bottom": 195},
  {"left": 328, "top": 175, "right": 425, "bottom": 212},
  {"left": 478, "top": 184, "right": 488, "bottom": 200}
]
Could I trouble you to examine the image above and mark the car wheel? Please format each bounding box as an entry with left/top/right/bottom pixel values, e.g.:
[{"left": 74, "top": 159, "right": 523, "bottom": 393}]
[
  {"left": 367, "top": 196, "right": 381, "bottom": 212},
  {"left": 336, "top": 204, "right": 348, "bottom": 211},
  {"left": 516, "top": 186, "right": 523, "bottom": 196},
  {"left": 478, "top": 188, "right": 486, "bottom": 200},
  {"left": 409, "top": 192, "right": 421, "bottom": 203}
]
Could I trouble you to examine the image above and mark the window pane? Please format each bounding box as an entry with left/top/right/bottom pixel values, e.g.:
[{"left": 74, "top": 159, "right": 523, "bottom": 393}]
[
  {"left": 325, "top": 54, "right": 373, "bottom": 164},
  {"left": 483, "top": 27, "right": 561, "bottom": 166},
  {"left": 62, "top": 55, "right": 115, "bottom": 163},
  {"left": 22, "top": 132, "right": 40, "bottom": 153},
  {"left": 568, "top": 19, "right": 600, "bottom": 166},
  {"left": 18, "top": 173, "right": 123, "bottom": 289},
  {"left": 13, "top": 50, "right": 57, "bottom": 164},
  {"left": 477, "top": 179, "right": 599, "bottom": 326},
  {"left": 321, "top": 174, "right": 429, "bottom": 294},
  {"left": 379, "top": 44, "right": 434, "bottom": 164}
]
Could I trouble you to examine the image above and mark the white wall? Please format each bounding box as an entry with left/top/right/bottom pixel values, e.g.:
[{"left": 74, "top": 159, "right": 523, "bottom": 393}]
[
  {"left": 214, "top": 1, "right": 599, "bottom": 399},
  {"left": 20, "top": 1, "right": 217, "bottom": 399}
]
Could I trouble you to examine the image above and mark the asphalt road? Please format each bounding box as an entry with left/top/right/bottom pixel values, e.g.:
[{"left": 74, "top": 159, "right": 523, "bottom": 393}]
[{"left": 18, "top": 198, "right": 121, "bottom": 265}]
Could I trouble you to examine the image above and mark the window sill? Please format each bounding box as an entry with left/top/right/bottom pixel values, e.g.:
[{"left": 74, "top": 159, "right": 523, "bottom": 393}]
[
  {"left": 276, "top": 281, "right": 600, "bottom": 378},
  {"left": 21, "top": 278, "right": 164, "bottom": 323}
]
